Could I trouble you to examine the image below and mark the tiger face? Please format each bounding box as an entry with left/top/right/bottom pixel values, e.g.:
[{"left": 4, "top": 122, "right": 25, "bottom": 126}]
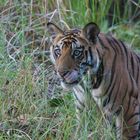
[{"left": 47, "top": 22, "right": 100, "bottom": 88}]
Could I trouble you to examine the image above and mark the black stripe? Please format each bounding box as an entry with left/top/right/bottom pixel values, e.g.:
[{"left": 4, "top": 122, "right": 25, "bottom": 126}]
[
  {"left": 61, "top": 36, "right": 77, "bottom": 42},
  {"left": 127, "top": 112, "right": 140, "bottom": 122},
  {"left": 103, "top": 75, "right": 116, "bottom": 107},
  {"left": 111, "top": 76, "right": 121, "bottom": 110},
  {"left": 122, "top": 85, "right": 128, "bottom": 106},
  {"left": 131, "top": 54, "right": 135, "bottom": 76},
  {"left": 73, "top": 94, "right": 85, "bottom": 108},
  {"left": 131, "top": 121, "right": 140, "bottom": 126},
  {"left": 112, "top": 37, "right": 123, "bottom": 53},
  {"left": 116, "top": 127, "right": 121, "bottom": 140},
  {"left": 135, "top": 56, "right": 140, "bottom": 84},
  {"left": 92, "top": 61, "right": 104, "bottom": 89},
  {"left": 136, "top": 54, "right": 140, "bottom": 62},
  {"left": 85, "top": 50, "right": 88, "bottom": 63},
  {"left": 124, "top": 74, "right": 135, "bottom": 116},
  {"left": 76, "top": 104, "right": 84, "bottom": 111},
  {"left": 110, "top": 37, "right": 120, "bottom": 54},
  {"left": 98, "top": 37, "right": 110, "bottom": 51},
  {"left": 128, "top": 133, "right": 138, "bottom": 139},
  {"left": 124, "top": 95, "right": 132, "bottom": 117},
  {"left": 72, "top": 38, "right": 78, "bottom": 43},
  {"left": 116, "top": 126, "right": 121, "bottom": 132},
  {"left": 136, "top": 66, "right": 140, "bottom": 85},
  {"left": 76, "top": 45, "right": 84, "bottom": 49},
  {"left": 115, "top": 107, "right": 122, "bottom": 116},
  {"left": 78, "top": 54, "right": 84, "bottom": 61},
  {"left": 120, "top": 41, "right": 129, "bottom": 70},
  {"left": 102, "top": 75, "right": 117, "bottom": 107},
  {"left": 138, "top": 99, "right": 140, "bottom": 138}
]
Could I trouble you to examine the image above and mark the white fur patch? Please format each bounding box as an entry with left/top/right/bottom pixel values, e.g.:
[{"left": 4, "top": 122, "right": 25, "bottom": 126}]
[
  {"left": 93, "top": 53, "right": 100, "bottom": 73},
  {"left": 73, "top": 84, "right": 85, "bottom": 108},
  {"left": 91, "top": 84, "right": 103, "bottom": 107},
  {"left": 50, "top": 46, "right": 56, "bottom": 64}
]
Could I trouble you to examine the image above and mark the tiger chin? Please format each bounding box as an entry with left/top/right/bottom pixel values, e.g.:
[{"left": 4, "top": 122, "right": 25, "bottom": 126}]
[{"left": 47, "top": 22, "right": 140, "bottom": 140}]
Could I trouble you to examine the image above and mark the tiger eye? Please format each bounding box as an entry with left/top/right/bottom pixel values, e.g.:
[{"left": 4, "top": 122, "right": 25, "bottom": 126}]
[
  {"left": 73, "top": 50, "right": 81, "bottom": 57},
  {"left": 54, "top": 48, "right": 61, "bottom": 56}
]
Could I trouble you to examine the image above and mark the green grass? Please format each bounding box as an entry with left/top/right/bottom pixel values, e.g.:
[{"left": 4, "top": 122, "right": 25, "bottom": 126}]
[{"left": 0, "top": 0, "right": 140, "bottom": 140}]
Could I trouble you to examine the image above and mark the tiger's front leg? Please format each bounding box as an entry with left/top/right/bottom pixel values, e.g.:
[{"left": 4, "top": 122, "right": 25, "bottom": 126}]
[
  {"left": 115, "top": 111, "right": 123, "bottom": 140},
  {"left": 73, "top": 85, "right": 86, "bottom": 138},
  {"left": 73, "top": 84, "right": 86, "bottom": 118}
]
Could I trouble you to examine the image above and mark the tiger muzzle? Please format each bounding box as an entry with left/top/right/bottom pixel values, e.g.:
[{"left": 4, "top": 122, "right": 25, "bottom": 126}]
[{"left": 57, "top": 69, "right": 79, "bottom": 84}]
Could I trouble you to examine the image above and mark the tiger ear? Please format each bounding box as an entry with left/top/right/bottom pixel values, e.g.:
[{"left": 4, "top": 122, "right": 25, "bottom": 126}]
[
  {"left": 82, "top": 22, "right": 100, "bottom": 43},
  {"left": 47, "top": 22, "right": 64, "bottom": 40}
]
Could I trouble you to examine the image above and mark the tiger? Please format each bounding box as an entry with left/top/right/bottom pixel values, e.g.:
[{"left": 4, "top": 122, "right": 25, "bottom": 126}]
[{"left": 47, "top": 22, "right": 140, "bottom": 140}]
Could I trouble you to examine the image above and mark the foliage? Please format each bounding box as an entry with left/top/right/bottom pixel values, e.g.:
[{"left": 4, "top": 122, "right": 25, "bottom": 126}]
[{"left": 0, "top": 0, "right": 140, "bottom": 139}]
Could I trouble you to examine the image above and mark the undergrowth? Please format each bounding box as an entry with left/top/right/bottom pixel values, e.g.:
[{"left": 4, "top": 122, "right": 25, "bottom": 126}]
[{"left": 0, "top": 0, "right": 140, "bottom": 140}]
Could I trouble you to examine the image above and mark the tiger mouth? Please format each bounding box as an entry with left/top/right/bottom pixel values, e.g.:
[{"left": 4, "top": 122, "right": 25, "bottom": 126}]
[
  {"left": 57, "top": 70, "right": 81, "bottom": 86},
  {"left": 60, "top": 77, "right": 82, "bottom": 88},
  {"left": 63, "top": 79, "right": 79, "bottom": 85},
  {"left": 60, "top": 80, "right": 80, "bottom": 88}
]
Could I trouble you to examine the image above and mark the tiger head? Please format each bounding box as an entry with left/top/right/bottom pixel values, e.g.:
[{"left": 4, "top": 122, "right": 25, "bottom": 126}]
[{"left": 47, "top": 22, "right": 100, "bottom": 88}]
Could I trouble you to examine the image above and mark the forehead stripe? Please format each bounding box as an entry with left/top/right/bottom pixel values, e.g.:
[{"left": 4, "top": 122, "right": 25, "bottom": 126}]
[{"left": 61, "top": 36, "right": 78, "bottom": 42}]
